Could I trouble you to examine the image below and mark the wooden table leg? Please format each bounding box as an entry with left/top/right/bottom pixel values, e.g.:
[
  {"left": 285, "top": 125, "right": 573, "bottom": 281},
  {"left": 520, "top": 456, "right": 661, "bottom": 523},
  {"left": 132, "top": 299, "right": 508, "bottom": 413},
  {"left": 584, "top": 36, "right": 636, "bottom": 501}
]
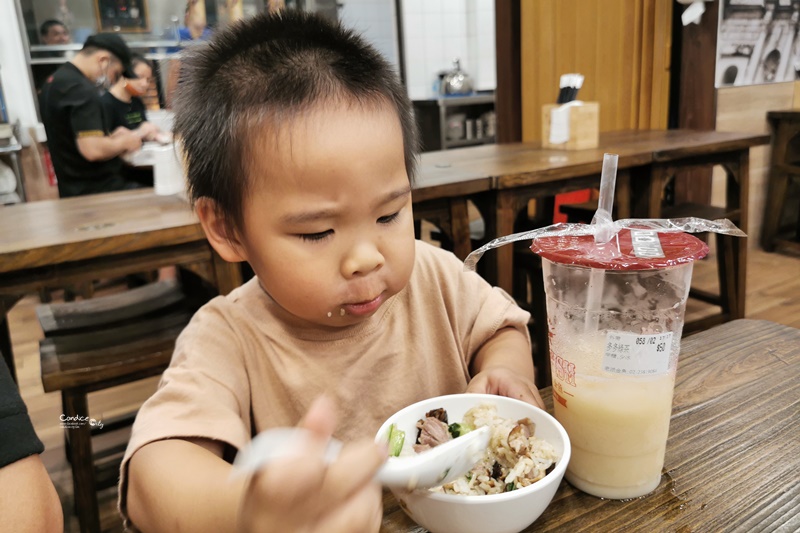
[
  {"left": 529, "top": 255, "right": 551, "bottom": 388},
  {"left": 495, "top": 191, "right": 519, "bottom": 294},
  {"left": 473, "top": 192, "right": 498, "bottom": 284},
  {"left": 63, "top": 389, "right": 100, "bottom": 533},
  {"left": 616, "top": 168, "right": 632, "bottom": 219},
  {"left": 716, "top": 233, "right": 736, "bottom": 319},
  {"left": 729, "top": 150, "right": 749, "bottom": 319},
  {"left": 448, "top": 197, "right": 472, "bottom": 261},
  {"left": 761, "top": 127, "right": 791, "bottom": 251},
  {"left": 647, "top": 164, "right": 669, "bottom": 218},
  {"left": 211, "top": 249, "right": 243, "bottom": 296}
]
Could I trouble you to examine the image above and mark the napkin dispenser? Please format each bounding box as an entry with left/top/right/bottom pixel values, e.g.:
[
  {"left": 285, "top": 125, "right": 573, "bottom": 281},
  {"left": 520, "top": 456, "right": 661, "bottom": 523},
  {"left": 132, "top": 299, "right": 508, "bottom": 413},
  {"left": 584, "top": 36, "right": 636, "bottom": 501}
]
[{"left": 542, "top": 101, "right": 599, "bottom": 150}]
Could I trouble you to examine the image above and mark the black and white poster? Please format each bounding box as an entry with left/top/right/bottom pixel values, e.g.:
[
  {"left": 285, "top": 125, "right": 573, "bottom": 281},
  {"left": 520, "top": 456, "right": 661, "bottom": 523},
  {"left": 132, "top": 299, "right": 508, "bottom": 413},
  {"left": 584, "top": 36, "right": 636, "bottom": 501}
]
[{"left": 716, "top": 0, "right": 800, "bottom": 87}]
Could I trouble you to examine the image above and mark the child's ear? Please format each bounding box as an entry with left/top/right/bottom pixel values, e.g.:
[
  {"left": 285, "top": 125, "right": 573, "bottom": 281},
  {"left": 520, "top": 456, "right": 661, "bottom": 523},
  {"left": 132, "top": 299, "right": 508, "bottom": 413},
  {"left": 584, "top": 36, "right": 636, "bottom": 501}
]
[{"left": 195, "top": 198, "right": 248, "bottom": 263}]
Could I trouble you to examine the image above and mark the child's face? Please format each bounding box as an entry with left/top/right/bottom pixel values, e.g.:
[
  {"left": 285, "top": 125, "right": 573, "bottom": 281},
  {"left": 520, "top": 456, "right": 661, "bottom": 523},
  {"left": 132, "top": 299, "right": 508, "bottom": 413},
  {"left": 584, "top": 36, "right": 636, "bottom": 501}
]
[{"left": 237, "top": 101, "right": 416, "bottom": 328}]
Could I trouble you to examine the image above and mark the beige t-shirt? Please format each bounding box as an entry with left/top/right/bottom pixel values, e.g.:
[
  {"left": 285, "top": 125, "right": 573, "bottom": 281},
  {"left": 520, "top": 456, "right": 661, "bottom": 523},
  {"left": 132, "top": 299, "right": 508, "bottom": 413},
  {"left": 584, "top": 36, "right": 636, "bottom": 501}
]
[{"left": 119, "top": 240, "right": 530, "bottom": 522}]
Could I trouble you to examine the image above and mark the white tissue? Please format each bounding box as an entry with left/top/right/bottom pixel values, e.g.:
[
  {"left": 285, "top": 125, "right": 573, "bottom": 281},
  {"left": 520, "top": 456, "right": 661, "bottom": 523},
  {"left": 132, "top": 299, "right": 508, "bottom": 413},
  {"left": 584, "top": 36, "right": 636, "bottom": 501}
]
[
  {"left": 549, "top": 106, "right": 570, "bottom": 145},
  {"left": 152, "top": 143, "right": 186, "bottom": 196},
  {"left": 680, "top": 1, "right": 706, "bottom": 26},
  {"left": 549, "top": 101, "right": 585, "bottom": 145}
]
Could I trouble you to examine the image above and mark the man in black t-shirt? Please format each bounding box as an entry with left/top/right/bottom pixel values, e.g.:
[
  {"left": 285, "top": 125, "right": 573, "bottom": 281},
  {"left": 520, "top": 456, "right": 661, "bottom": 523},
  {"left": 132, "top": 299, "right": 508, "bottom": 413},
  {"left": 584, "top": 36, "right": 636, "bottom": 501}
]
[{"left": 39, "top": 33, "right": 143, "bottom": 197}]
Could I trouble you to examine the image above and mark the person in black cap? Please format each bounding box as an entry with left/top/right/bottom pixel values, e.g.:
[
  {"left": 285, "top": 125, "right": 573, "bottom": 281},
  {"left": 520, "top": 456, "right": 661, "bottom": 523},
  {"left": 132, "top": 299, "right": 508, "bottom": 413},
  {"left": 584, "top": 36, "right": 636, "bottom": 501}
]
[{"left": 39, "top": 33, "right": 144, "bottom": 197}]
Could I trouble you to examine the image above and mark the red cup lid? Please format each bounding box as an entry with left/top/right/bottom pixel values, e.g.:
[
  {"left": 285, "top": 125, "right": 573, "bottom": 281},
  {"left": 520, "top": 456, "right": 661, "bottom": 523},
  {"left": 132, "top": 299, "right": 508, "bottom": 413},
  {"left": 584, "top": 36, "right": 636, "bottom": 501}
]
[{"left": 529, "top": 227, "right": 709, "bottom": 270}]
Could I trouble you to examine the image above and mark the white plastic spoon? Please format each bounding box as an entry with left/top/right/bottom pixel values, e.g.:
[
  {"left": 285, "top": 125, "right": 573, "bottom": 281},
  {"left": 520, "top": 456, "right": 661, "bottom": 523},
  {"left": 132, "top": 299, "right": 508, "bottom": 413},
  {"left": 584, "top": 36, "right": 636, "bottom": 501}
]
[{"left": 231, "top": 425, "right": 491, "bottom": 491}]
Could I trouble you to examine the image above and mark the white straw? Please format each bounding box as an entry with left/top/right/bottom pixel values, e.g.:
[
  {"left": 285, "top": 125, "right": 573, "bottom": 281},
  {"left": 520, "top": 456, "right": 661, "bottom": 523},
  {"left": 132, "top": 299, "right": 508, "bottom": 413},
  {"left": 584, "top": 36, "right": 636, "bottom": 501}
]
[
  {"left": 584, "top": 267, "right": 604, "bottom": 334},
  {"left": 592, "top": 153, "right": 619, "bottom": 244},
  {"left": 584, "top": 153, "right": 619, "bottom": 333}
]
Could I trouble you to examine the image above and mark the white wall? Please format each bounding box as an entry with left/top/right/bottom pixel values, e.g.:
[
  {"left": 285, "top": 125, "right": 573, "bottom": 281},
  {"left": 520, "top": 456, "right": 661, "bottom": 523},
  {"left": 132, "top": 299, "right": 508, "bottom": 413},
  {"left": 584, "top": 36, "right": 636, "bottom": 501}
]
[
  {"left": 401, "top": 0, "right": 495, "bottom": 100},
  {"left": 339, "top": 0, "right": 400, "bottom": 70},
  {"left": 0, "top": 1, "right": 40, "bottom": 145}
]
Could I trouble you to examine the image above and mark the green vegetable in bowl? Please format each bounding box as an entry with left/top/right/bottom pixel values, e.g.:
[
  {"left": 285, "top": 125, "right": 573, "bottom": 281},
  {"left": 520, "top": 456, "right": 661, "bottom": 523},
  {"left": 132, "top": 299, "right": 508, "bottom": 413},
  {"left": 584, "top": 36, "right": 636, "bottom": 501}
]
[
  {"left": 387, "top": 423, "right": 405, "bottom": 457},
  {"left": 448, "top": 422, "right": 474, "bottom": 438}
]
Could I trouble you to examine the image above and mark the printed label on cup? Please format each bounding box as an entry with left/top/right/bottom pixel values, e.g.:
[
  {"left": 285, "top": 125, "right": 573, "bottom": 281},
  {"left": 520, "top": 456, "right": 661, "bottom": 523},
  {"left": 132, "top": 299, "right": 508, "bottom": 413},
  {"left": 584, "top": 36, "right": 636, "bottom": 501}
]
[
  {"left": 630, "top": 229, "right": 665, "bottom": 258},
  {"left": 602, "top": 331, "right": 672, "bottom": 376}
]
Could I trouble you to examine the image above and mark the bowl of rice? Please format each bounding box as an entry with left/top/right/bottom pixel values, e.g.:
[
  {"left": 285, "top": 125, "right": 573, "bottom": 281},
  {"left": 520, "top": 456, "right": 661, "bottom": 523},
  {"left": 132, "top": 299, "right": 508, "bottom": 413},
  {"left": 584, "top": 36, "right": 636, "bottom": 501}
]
[{"left": 376, "top": 393, "right": 570, "bottom": 533}]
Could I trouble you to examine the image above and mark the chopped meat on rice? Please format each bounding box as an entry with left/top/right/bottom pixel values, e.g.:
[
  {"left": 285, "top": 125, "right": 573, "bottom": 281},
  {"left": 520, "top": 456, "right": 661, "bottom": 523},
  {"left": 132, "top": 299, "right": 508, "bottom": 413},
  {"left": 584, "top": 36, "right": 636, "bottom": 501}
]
[
  {"left": 414, "top": 416, "right": 451, "bottom": 453},
  {"left": 415, "top": 404, "right": 558, "bottom": 496}
]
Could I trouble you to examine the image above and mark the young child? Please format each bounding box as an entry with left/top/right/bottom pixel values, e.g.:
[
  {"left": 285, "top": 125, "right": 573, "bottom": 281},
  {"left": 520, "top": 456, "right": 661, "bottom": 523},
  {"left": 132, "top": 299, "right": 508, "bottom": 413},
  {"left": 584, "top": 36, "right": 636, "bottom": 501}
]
[{"left": 122, "top": 10, "right": 543, "bottom": 532}]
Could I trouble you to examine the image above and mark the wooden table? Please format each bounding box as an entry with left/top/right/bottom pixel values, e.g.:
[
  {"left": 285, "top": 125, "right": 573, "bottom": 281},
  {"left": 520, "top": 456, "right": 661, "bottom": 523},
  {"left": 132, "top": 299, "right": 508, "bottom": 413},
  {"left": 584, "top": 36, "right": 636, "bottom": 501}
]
[
  {"left": 381, "top": 319, "right": 800, "bottom": 532},
  {"left": 412, "top": 151, "right": 494, "bottom": 260},
  {"left": 414, "top": 130, "right": 768, "bottom": 296},
  {"left": 0, "top": 189, "right": 242, "bottom": 382},
  {"left": 489, "top": 130, "right": 769, "bottom": 298}
]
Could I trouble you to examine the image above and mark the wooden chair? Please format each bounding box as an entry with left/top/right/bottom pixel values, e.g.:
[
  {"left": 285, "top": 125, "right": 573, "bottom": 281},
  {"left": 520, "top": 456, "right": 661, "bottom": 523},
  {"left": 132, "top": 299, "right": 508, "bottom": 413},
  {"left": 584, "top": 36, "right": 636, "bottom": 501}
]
[
  {"left": 762, "top": 111, "right": 800, "bottom": 254},
  {"left": 38, "top": 278, "right": 209, "bottom": 533}
]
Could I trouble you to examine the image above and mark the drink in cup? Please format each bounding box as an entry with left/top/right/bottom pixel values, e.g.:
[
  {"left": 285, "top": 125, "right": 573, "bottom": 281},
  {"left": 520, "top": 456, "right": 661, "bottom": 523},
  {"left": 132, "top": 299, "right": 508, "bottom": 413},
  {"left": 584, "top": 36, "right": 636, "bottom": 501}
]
[{"left": 531, "top": 228, "right": 708, "bottom": 499}]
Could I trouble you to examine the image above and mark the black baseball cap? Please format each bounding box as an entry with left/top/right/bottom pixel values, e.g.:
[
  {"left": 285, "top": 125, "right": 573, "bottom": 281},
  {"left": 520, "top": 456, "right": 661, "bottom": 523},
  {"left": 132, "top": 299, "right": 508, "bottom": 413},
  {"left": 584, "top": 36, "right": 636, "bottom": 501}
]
[{"left": 83, "top": 33, "right": 137, "bottom": 78}]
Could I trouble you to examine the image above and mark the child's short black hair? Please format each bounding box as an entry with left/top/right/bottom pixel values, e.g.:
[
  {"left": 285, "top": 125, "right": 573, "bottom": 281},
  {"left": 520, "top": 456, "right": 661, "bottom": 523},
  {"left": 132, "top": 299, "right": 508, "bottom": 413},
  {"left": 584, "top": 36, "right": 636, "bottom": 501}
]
[{"left": 173, "top": 9, "right": 419, "bottom": 234}]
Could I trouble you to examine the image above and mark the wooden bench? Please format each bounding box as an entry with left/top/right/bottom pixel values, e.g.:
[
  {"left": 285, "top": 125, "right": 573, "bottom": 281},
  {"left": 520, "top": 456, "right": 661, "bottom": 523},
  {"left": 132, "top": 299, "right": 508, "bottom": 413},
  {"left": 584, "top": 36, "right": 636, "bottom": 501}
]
[{"left": 38, "top": 279, "right": 208, "bottom": 533}]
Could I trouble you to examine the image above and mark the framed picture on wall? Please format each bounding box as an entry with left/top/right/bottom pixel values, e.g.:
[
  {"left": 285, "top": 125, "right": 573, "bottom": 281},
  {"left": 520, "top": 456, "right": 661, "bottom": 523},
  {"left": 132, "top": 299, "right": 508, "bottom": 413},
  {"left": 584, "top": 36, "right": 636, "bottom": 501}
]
[
  {"left": 716, "top": 0, "right": 799, "bottom": 87},
  {"left": 94, "top": 0, "right": 150, "bottom": 33}
]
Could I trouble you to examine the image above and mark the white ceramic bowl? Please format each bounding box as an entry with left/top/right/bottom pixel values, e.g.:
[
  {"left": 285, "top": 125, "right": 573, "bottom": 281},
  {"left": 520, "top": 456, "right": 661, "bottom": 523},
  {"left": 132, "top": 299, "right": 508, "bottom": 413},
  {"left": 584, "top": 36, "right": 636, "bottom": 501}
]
[{"left": 376, "top": 393, "right": 570, "bottom": 533}]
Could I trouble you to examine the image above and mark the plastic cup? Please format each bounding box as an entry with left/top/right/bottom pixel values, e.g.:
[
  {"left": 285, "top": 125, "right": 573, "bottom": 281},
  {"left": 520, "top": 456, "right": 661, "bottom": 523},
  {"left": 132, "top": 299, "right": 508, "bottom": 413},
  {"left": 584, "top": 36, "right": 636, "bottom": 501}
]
[
  {"left": 151, "top": 143, "right": 186, "bottom": 196},
  {"left": 531, "top": 227, "right": 708, "bottom": 499}
]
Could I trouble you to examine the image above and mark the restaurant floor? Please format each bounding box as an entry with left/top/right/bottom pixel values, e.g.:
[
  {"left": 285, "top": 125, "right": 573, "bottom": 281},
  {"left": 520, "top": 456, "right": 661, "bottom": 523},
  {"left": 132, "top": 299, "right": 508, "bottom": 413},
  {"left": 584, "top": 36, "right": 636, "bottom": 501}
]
[{"left": 7, "top": 248, "right": 800, "bottom": 532}]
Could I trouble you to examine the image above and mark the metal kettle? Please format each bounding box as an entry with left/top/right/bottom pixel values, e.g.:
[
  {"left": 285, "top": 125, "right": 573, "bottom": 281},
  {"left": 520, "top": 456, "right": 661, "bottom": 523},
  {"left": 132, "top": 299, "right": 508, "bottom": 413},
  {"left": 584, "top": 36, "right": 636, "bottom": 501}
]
[{"left": 441, "top": 59, "right": 473, "bottom": 96}]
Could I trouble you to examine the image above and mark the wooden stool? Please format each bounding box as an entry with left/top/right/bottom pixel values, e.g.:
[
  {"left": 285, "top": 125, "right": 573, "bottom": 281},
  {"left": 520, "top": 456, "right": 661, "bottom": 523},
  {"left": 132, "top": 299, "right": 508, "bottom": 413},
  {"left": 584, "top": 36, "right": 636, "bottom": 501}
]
[{"left": 38, "top": 280, "right": 204, "bottom": 533}]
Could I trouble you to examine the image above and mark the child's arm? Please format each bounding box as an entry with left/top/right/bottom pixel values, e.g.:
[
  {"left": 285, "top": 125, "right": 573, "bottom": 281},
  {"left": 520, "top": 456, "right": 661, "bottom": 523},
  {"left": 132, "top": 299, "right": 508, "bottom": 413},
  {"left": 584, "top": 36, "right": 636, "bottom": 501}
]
[
  {"left": 126, "top": 397, "right": 387, "bottom": 533},
  {"left": 127, "top": 438, "right": 244, "bottom": 531},
  {"left": 466, "top": 326, "right": 545, "bottom": 409}
]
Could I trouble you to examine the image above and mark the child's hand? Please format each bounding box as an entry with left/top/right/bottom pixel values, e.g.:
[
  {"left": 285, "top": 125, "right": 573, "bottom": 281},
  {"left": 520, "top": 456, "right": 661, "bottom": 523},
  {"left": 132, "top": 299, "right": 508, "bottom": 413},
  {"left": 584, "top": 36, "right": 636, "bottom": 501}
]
[
  {"left": 237, "top": 396, "right": 386, "bottom": 533},
  {"left": 467, "top": 366, "right": 545, "bottom": 409}
]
